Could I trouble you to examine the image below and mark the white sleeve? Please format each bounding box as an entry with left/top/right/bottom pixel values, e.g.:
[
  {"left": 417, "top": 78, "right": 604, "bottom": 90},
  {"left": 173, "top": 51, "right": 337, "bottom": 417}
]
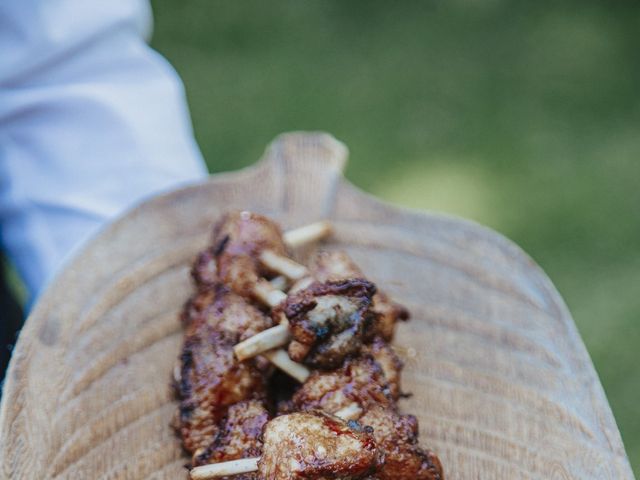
[{"left": 0, "top": 0, "right": 208, "bottom": 306}]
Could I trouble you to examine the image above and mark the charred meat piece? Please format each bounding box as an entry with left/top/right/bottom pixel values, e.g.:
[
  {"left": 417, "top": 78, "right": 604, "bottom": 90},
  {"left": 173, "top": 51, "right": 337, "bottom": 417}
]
[
  {"left": 258, "top": 411, "right": 382, "bottom": 480},
  {"left": 283, "top": 279, "right": 377, "bottom": 369},
  {"left": 204, "top": 211, "right": 288, "bottom": 296},
  {"left": 308, "top": 251, "right": 409, "bottom": 341},
  {"left": 182, "top": 285, "right": 273, "bottom": 341},
  {"left": 290, "top": 355, "right": 394, "bottom": 416},
  {"left": 176, "top": 326, "right": 267, "bottom": 457},
  {"left": 192, "top": 399, "right": 270, "bottom": 479},
  {"left": 361, "top": 337, "right": 404, "bottom": 400},
  {"left": 360, "top": 406, "right": 444, "bottom": 480},
  {"left": 371, "top": 294, "right": 409, "bottom": 341}
]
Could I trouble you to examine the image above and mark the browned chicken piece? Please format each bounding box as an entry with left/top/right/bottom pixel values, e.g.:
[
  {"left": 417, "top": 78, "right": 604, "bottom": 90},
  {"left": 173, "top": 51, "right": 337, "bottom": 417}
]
[
  {"left": 283, "top": 279, "right": 377, "bottom": 369},
  {"left": 258, "top": 411, "right": 382, "bottom": 479},
  {"left": 307, "top": 250, "right": 409, "bottom": 340},
  {"left": 176, "top": 325, "right": 267, "bottom": 456},
  {"left": 182, "top": 284, "right": 274, "bottom": 341},
  {"left": 361, "top": 337, "right": 404, "bottom": 400},
  {"left": 360, "top": 406, "right": 444, "bottom": 480},
  {"left": 195, "top": 211, "right": 288, "bottom": 297},
  {"left": 290, "top": 354, "right": 394, "bottom": 416},
  {"left": 192, "top": 400, "right": 270, "bottom": 479}
]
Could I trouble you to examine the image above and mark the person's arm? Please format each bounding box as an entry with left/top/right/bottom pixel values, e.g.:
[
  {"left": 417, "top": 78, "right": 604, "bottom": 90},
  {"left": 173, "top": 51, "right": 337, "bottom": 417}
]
[{"left": 0, "top": 0, "right": 207, "bottom": 307}]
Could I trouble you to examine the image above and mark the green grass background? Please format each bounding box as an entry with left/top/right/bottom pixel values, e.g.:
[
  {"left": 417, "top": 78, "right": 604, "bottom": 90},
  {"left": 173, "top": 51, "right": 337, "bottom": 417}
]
[{"left": 150, "top": 0, "right": 640, "bottom": 472}]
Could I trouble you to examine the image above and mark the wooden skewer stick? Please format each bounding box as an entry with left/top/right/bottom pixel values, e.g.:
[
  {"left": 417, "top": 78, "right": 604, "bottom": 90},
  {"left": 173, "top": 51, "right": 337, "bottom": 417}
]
[
  {"left": 190, "top": 457, "right": 259, "bottom": 480},
  {"left": 269, "top": 275, "right": 288, "bottom": 292},
  {"left": 234, "top": 324, "right": 290, "bottom": 362},
  {"left": 188, "top": 403, "right": 362, "bottom": 479},
  {"left": 262, "top": 348, "right": 310, "bottom": 383},
  {"left": 334, "top": 403, "right": 363, "bottom": 421},
  {"left": 288, "top": 276, "right": 314, "bottom": 294},
  {"left": 283, "top": 220, "right": 332, "bottom": 249},
  {"left": 260, "top": 250, "right": 308, "bottom": 280},
  {"left": 252, "top": 279, "right": 287, "bottom": 308}
]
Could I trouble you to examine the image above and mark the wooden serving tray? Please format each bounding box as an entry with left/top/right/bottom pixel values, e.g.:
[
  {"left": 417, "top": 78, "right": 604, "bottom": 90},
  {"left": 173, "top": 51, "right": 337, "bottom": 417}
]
[{"left": 0, "top": 133, "right": 633, "bottom": 479}]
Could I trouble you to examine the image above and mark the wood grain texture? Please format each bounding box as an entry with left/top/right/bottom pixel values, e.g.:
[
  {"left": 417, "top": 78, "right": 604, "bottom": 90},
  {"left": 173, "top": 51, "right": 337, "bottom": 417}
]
[{"left": 0, "top": 132, "right": 633, "bottom": 479}]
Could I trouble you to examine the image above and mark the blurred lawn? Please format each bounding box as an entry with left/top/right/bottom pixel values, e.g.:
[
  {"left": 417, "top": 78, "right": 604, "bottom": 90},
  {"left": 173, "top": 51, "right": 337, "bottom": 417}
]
[{"left": 150, "top": 0, "right": 640, "bottom": 472}]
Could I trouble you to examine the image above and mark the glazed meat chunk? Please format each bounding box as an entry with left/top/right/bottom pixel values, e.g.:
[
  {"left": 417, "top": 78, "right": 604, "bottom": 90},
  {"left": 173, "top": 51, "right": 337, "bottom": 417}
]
[
  {"left": 361, "top": 337, "right": 404, "bottom": 400},
  {"left": 283, "top": 279, "right": 377, "bottom": 369},
  {"left": 360, "top": 406, "right": 444, "bottom": 480},
  {"left": 290, "top": 355, "right": 394, "bottom": 416},
  {"left": 308, "top": 251, "right": 409, "bottom": 340},
  {"left": 258, "top": 411, "right": 381, "bottom": 479}
]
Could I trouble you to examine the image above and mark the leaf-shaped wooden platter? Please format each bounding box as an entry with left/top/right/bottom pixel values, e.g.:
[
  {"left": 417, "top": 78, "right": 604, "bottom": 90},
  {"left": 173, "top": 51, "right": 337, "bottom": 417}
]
[{"left": 0, "top": 133, "right": 633, "bottom": 479}]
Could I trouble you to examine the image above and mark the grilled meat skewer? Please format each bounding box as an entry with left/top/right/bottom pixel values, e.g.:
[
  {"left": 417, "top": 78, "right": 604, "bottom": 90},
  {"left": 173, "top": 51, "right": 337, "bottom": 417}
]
[{"left": 179, "top": 213, "right": 443, "bottom": 480}]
